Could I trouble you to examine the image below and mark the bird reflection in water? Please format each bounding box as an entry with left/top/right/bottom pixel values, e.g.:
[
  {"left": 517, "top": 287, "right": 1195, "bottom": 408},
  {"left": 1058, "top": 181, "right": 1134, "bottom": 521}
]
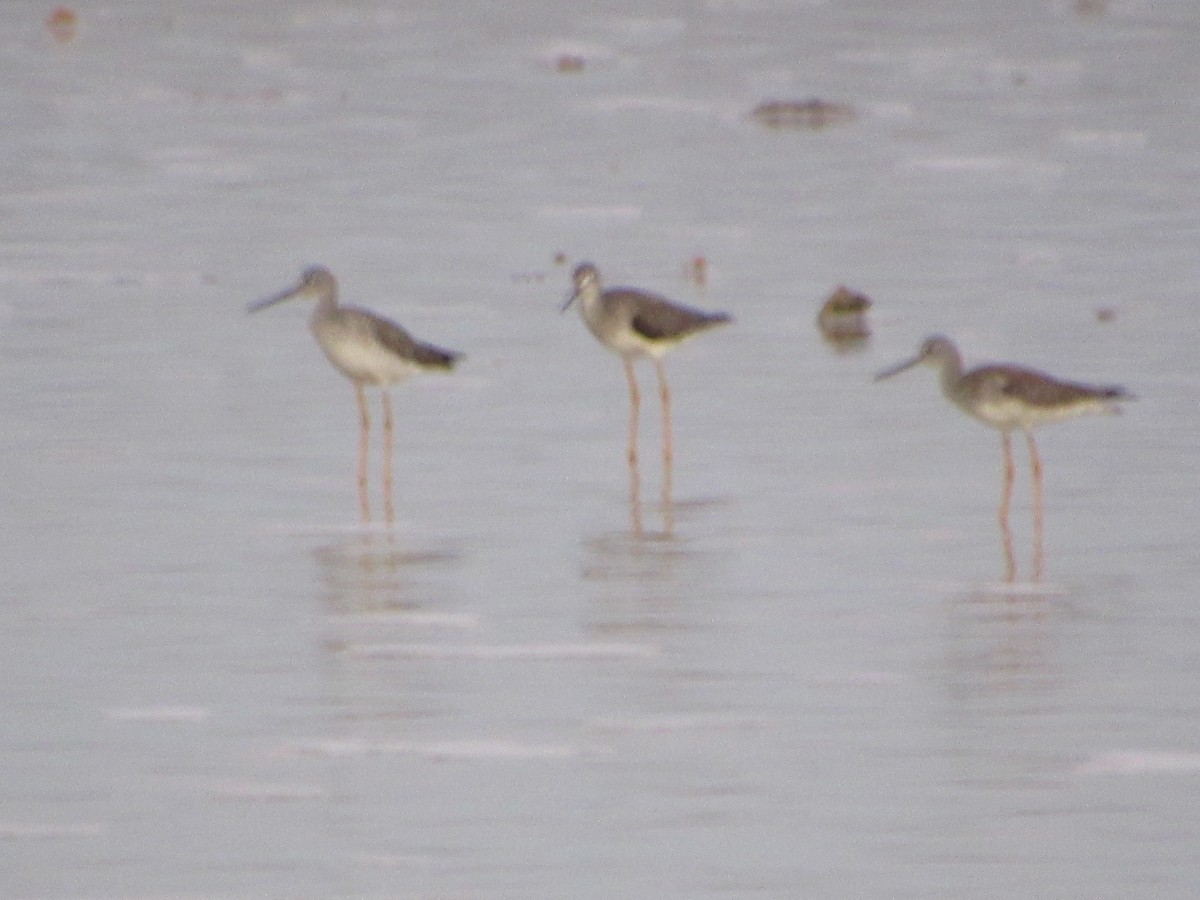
[
  {"left": 627, "top": 449, "right": 674, "bottom": 539},
  {"left": 311, "top": 531, "right": 460, "bottom": 617}
]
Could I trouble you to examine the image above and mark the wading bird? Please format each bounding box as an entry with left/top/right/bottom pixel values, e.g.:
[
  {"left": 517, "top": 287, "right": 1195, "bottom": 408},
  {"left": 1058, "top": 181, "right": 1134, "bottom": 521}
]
[
  {"left": 249, "top": 266, "right": 461, "bottom": 523},
  {"left": 562, "top": 262, "right": 731, "bottom": 533},
  {"left": 876, "top": 334, "right": 1128, "bottom": 577}
]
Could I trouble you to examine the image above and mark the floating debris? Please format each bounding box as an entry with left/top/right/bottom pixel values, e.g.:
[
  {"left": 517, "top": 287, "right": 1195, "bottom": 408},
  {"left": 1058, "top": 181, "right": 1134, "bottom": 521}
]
[
  {"left": 46, "top": 6, "right": 79, "bottom": 44},
  {"left": 1074, "top": 0, "right": 1108, "bottom": 17},
  {"left": 817, "top": 285, "right": 871, "bottom": 351},
  {"left": 1095, "top": 306, "right": 1116, "bottom": 323},
  {"left": 751, "top": 98, "right": 856, "bottom": 131},
  {"left": 686, "top": 255, "right": 707, "bottom": 288},
  {"left": 555, "top": 54, "right": 586, "bottom": 73}
]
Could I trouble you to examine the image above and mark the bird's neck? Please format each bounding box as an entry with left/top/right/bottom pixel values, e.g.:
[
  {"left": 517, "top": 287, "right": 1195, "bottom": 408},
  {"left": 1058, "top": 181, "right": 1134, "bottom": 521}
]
[
  {"left": 572, "top": 284, "right": 601, "bottom": 325},
  {"left": 934, "top": 352, "right": 967, "bottom": 403},
  {"left": 310, "top": 292, "right": 338, "bottom": 321}
]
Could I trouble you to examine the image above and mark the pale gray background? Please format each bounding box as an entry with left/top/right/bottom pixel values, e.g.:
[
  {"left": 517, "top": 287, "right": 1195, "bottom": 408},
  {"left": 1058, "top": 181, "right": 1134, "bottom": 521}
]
[{"left": 3, "top": 1, "right": 1197, "bottom": 897}]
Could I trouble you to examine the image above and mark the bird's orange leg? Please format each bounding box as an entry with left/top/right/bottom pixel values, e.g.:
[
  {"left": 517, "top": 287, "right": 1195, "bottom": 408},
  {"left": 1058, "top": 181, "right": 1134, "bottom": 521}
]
[
  {"left": 381, "top": 387, "right": 395, "bottom": 526},
  {"left": 355, "top": 384, "right": 371, "bottom": 523},
  {"left": 624, "top": 358, "right": 640, "bottom": 469},
  {"left": 655, "top": 358, "right": 675, "bottom": 534},
  {"left": 999, "top": 431, "right": 1016, "bottom": 580},
  {"left": 999, "top": 431, "right": 1015, "bottom": 527},
  {"left": 1026, "top": 429, "right": 1045, "bottom": 580},
  {"left": 655, "top": 359, "right": 673, "bottom": 470}
]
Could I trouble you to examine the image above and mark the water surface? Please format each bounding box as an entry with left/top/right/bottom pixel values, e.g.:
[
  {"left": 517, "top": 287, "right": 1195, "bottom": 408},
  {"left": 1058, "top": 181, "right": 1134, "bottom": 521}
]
[{"left": 3, "top": 1, "right": 1199, "bottom": 897}]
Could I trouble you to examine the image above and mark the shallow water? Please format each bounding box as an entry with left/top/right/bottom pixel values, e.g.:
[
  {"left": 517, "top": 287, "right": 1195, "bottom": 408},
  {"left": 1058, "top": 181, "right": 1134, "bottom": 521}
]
[{"left": 4, "top": 1, "right": 1200, "bottom": 897}]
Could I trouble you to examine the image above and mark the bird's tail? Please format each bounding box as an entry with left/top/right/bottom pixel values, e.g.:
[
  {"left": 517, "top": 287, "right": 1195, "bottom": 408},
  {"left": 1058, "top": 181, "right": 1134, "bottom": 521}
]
[{"left": 413, "top": 342, "right": 462, "bottom": 370}]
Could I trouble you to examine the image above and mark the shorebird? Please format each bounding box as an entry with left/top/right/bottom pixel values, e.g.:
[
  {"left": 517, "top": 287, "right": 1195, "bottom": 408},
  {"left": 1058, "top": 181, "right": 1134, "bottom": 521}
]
[
  {"left": 562, "top": 262, "right": 731, "bottom": 477},
  {"left": 817, "top": 285, "right": 872, "bottom": 351},
  {"left": 248, "top": 266, "right": 461, "bottom": 523},
  {"left": 876, "top": 334, "right": 1129, "bottom": 575}
]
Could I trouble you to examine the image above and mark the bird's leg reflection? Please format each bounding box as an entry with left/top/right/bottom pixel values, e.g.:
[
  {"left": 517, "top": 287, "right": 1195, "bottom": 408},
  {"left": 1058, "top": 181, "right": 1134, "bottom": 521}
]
[
  {"left": 355, "top": 384, "right": 371, "bottom": 523},
  {"left": 661, "top": 470, "right": 675, "bottom": 536},
  {"left": 660, "top": 440, "right": 675, "bottom": 538},
  {"left": 1027, "top": 429, "right": 1045, "bottom": 581},
  {"left": 313, "top": 528, "right": 459, "bottom": 617},
  {"left": 941, "top": 586, "right": 1057, "bottom": 717},
  {"left": 999, "top": 510, "right": 1017, "bottom": 583},
  {"left": 381, "top": 387, "right": 395, "bottom": 526},
  {"left": 629, "top": 451, "right": 644, "bottom": 537}
]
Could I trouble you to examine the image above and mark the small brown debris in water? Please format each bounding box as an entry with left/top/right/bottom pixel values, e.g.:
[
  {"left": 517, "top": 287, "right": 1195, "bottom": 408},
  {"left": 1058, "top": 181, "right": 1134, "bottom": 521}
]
[
  {"left": 555, "top": 55, "right": 585, "bottom": 73},
  {"left": 46, "top": 6, "right": 79, "bottom": 43},
  {"left": 1095, "top": 306, "right": 1116, "bottom": 323},
  {"left": 1074, "top": 0, "right": 1108, "bottom": 16},
  {"left": 751, "top": 98, "right": 856, "bottom": 131},
  {"left": 687, "top": 255, "right": 708, "bottom": 288}
]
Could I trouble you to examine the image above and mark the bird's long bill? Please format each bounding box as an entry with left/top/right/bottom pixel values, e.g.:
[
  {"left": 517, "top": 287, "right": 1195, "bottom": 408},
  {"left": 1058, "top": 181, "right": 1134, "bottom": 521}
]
[
  {"left": 874, "top": 354, "right": 922, "bottom": 382},
  {"left": 559, "top": 289, "right": 579, "bottom": 313},
  {"left": 247, "top": 283, "right": 304, "bottom": 314}
]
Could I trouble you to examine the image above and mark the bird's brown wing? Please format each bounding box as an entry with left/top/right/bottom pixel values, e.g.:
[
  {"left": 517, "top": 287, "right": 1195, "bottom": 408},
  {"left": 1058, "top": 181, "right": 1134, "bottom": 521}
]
[
  {"left": 981, "top": 365, "right": 1120, "bottom": 408},
  {"left": 364, "top": 309, "right": 462, "bottom": 370},
  {"left": 620, "top": 290, "right": 731, "bottom": 342}
]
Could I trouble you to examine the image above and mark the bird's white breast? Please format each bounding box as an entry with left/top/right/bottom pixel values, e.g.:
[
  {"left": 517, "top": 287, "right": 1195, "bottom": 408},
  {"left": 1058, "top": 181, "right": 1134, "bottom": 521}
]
[
  {"left": 968, "top": 394, "right": 1113, "bottom": 430},
  {"left": 312, "top": 317, "right": 418, "bottom": 385},
  {"left": 582, "top": 295, "right": 662, "bottom": 360}
]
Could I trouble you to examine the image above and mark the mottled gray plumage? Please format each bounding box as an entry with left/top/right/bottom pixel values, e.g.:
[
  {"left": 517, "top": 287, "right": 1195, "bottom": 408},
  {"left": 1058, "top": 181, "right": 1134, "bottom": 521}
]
[
  {"left": 363, "top": 308, "right": 459, "bottom": 372},
  {"left": 876, "top": 335, "right": 1127, "bottom": 430},
  {"left": 631, "top": 292, "right": 730, "bottom": 341},
  {"left": 562, "top": 262, "right": 731, "bottom": 359},
  {"left": 876, "top": 333, "right": 1130, "bottom": 578},
  {"left": 248, "top": 266, "right": 461, "bottom": 383},
  {"left": 561, "top": 262, "right": 732, "bottom": 497},
  {"left": 248, "top": 265, "right": 461, "bottom": 524},
  {"left": 972, "top": 365, "right": 1125, "bottom": 409}
]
